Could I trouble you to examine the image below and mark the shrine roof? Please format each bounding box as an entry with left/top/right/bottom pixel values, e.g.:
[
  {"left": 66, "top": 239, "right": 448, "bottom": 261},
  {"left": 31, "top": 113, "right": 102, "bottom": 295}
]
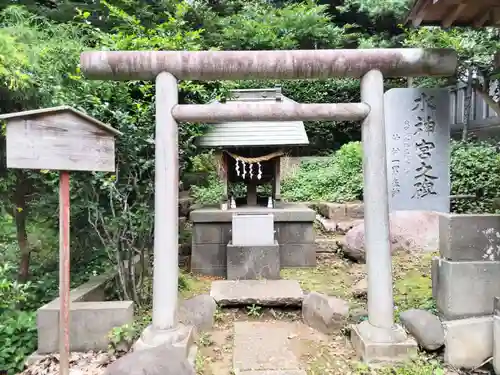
[
  {"left": 196, "top": 88, "right": 310, "bottom": 148},
  {"left": 405, "top": 0, "right": 500, "bottom": 27}
]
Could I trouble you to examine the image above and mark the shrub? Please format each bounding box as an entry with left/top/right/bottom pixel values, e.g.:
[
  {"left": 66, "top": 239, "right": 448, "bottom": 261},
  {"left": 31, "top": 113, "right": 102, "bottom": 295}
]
[
  {"left": 282, "top": 141, "right": 363, "bottom": 202},
  {"left": 0, "top": 311, "right": 37, "bottom": 374},
  {"left": 450, "top": 140, "right": 500, "bottom": 213}
]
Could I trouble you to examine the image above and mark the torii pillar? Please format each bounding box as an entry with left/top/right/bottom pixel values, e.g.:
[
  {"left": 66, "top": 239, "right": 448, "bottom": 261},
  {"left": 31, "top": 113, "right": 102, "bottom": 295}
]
[{"left": 80, "top": 49, "right": 457, "bottom": 363}]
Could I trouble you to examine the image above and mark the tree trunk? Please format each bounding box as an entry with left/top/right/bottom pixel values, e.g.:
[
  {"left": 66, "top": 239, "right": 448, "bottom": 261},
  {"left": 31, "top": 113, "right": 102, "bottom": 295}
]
[{"left": 14, "top": 170, "right": 30, "bottom": 283}]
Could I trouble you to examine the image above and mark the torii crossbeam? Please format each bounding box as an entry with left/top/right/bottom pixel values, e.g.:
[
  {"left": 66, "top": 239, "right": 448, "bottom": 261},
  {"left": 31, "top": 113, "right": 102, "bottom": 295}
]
[{"left": 80, "top": 48, "right": 457, "bottom": 363}]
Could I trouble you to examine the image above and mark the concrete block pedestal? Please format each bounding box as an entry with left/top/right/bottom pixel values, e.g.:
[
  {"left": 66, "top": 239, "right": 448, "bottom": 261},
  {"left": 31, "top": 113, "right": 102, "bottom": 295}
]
[
  {"left": 227, "top": 240, "right": 281, "bottom": 280},
  {"left": 350, "top": 321, "right": 418, "bottom": 364},
  {"left": 433, "top": 213, "right": 500, "bottom": 369}
]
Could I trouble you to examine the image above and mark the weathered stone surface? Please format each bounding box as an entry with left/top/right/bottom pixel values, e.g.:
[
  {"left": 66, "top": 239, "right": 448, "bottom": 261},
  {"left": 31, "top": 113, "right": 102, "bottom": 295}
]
[
  {"left": 233, "top": 322, "right": 300, "bottom": 372},
  {"left": 341, "top": 210, "right": 439, "bottom": 262},
  {"left": 314, "top": 238, "right": 340, "bottom": 253},
  {"left": 443, "top": 316, "right": 493, "bottom": 369},
  {"left": 210, "top": 280, "right": 303, "bottom": 306},
  {"left": 351, "top": 321, "right": 418, "bottom": 363},
  {"left": 345, "top": 202, "right": 364, "bottom": 219},
  {"left": 232, "top": 214, "right": 275, "bottom": 246},
  {"left": 337, "top": 220, "right": 363, "bottom": 234},
  {"left": 280, "top": 243, "right": 316, "bottom": 267},
  {"left": 439, "top": 213, "right": 500, "bottom": 261},
  {"left": 178, "top": 294, "right": 217, "bottom": 333},
  {"left": 105, "top": 344, "right": 195, "bottom": 375},
  {"left": 276, "top": 222, "right": 314, "bottom": 244},
  {"left": 38, "top": 298, "right": 133, "bottom": 354},
  {"left": 302, "top": 292, "right": 349, "bottom": 334},
  {"left": 316, "top": 202, "right": 346, "bottom": 221},
  {"left": 191, "top": 243, "right": 226, "bottom": 277},
  {"left": 352, "top": 277, "right": 367, "bottom": 298},
  {"left": 316, "top": 215, "right": 337, "bottom": 233},
  {"left": 433, "top": 258, "right": 500, "bottom": 319},
  {"left": 385, "top": 88, "right": 450, "bottom": 213},
  {"left": 227, "top": 241, "right": 281, "bottom": 280},
  {"left": 399, "top": 309, "right": 444, "bottom": 351}
]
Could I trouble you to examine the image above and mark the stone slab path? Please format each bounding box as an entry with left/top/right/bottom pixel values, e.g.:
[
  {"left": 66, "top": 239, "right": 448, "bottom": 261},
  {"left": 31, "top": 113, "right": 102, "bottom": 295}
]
[
  {"left": 210, "top": 280, "right": 303, "bottom": 307},
  {"left": 233, "top": 322, "right": 306, "bottom": 375}
]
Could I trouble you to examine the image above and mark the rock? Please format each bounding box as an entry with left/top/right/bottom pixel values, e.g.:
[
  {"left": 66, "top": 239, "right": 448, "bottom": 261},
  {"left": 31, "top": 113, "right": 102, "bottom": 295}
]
[
  {"left": 399, "top": 309, "right": 444, "bottom": 351},
  {"left": 352, "top": 277, "right": 367, "bottom": 298},
  {"left": 178, "top": 294, "right": 217, "bottom": 333},
  {"left": 345, "top": 202, "right": 364, "bottom": 219},
  {"left": 105, "top": 345, "right": 195, "bottom": 375},
  {"left": 316, "top": 202, "right": 346, "bottom": 221},
  {"left": 340, "top": 210, "right": 439, "bottom": 262},
  {"left": 337, "top": 219, "right": 363, "bottom": 234},
  {"left": 302, "top": 292, "right": 350, "bottom": 334},
  {"left": 316, "top": 215, "right": 337, "bottom": 233}
]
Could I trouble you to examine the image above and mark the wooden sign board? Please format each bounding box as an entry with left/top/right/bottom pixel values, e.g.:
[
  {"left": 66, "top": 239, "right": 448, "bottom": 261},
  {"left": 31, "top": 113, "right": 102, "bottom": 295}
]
[{"left": 1, "top": 106, "right": 121, "bottom": 172}]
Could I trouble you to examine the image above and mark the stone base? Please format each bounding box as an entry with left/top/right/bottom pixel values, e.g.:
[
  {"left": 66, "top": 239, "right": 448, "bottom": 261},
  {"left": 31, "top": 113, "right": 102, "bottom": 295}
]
[
  {"left": 432, "top": 257, "right": 500, "bottom": 319},
  {"left": 133, "top": 323, "right": 196, "bottom": 359},
  {"left": 443, "top": 316, "right": 493, "bottom": 369},
  {"left": 350, "top": 321, "right": 418, "bottom": 364},
  {"left": 227, "top": 240, "right": 281, "bottom": 280}
]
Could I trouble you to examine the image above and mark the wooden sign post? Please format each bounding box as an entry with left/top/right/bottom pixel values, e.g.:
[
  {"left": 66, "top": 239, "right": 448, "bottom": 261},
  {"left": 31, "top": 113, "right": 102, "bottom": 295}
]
[{"left": 0, "top": 106, "right": 121, "bottom": 375}]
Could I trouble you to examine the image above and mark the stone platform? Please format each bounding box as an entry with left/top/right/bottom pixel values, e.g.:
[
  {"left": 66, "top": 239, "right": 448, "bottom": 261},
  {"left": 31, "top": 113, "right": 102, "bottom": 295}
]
[
  {"left": 190, "top": 204, "right": 316, "bottom": 277},
  {"left": 210, "top": 280, "right": 303, "bottom": 307}
]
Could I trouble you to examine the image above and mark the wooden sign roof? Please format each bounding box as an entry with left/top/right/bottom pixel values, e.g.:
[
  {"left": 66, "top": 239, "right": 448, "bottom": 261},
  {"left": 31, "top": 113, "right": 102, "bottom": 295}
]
[
  {"left": 0, "top": 106, "right": 122, "bottom": 136},
  {"left": 406, "top": 0, "right": 500, "bottom": 28}
]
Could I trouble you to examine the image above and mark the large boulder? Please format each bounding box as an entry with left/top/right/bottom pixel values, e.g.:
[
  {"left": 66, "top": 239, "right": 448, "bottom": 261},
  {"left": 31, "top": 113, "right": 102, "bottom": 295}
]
[
  {"left": 105, "top": 345, "right": 195, "bottom": 375},
  {"left": 178, "top": 294, "right": 217, "bottom": 334},
  {"left": 400, "top": 309, "right": 444, "bottom": 351},
  {"left": 340, "top": 210, "right": 439, "bottom": 262},
  {"left": 302, "top": 292, "right": 350, "bottom": 334}
]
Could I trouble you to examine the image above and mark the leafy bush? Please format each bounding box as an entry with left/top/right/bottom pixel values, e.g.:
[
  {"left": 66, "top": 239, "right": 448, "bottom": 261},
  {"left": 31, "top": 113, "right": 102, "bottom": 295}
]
[
  {"left": 282, "top": 142, "right": 363, "bottom": 203},
  {"left": 0, "top": 311, "right": 37, "bottom": 374},
  {"left": 450, "top": 140, "right": 500, "bottom": 213},
  {"left": 0, "top": 262, "right": 37, "bottom": 374}
]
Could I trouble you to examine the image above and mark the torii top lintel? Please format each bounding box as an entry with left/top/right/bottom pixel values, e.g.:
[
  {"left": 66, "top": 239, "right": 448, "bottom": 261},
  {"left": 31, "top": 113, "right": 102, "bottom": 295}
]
[{"left": 80, "top": 49, "right": 457, "bottom": 81}]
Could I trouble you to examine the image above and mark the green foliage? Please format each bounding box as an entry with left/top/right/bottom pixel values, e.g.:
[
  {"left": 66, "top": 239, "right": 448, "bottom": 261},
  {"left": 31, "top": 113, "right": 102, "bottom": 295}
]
[
  {"left": 210, "top": 2, "right": 345, "bottom": 50},
  {"left": 0, "top": 262, "right": 32, "bottom": 313},
  {"left": 282, "top": 142, "right": 363, "bottom": 202},
  {"left": 0, "top": 311, "right": 37, "bottom": 374},
  {"left": 450, "top": 140, "right": 500, "bottom": 213}
]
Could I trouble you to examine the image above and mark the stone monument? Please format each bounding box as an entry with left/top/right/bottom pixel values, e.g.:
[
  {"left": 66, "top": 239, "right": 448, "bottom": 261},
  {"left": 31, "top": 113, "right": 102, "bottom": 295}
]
[{"left": 384, "top": 88, "right": 450, "bottom": 213}]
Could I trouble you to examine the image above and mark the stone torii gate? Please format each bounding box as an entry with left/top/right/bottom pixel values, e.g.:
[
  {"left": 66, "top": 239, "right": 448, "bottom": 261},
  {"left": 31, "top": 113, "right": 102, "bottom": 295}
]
[{"left": 80, "top": 49, "right": 457, "bottom": 362}]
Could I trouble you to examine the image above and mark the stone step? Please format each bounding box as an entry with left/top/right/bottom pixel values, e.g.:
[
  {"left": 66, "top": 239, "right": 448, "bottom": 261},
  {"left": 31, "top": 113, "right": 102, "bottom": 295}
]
[
  {"left": 210, "top": 280, "right": 303, "bottom": 307},
  {"left": 233, "top": 322, "right": 304, "bottom": 373}
]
